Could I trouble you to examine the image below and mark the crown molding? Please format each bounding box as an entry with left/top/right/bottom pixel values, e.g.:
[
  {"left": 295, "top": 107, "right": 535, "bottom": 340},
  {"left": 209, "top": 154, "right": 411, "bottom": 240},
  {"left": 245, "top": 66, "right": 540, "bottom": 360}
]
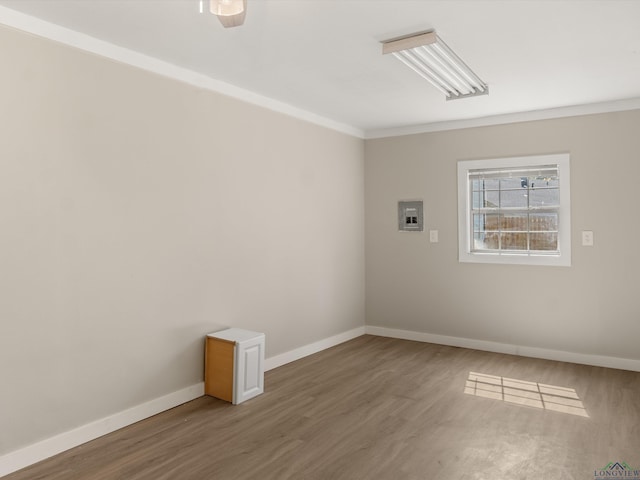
[
  {"left": 364, "top": 97, "right": 640, "bottom": 139},
  {"left": 3, "top": 6, "right": 640, "bottom": 143},
  {"left": 0, "top": 6, "right": 364, "bottom": 139}
]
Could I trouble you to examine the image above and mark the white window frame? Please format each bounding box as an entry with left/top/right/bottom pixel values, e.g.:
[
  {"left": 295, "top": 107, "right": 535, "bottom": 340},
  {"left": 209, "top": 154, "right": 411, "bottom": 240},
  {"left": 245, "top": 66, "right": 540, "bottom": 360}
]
[{"left": 457, "top": 153, "right": 571, "bottom": 267}]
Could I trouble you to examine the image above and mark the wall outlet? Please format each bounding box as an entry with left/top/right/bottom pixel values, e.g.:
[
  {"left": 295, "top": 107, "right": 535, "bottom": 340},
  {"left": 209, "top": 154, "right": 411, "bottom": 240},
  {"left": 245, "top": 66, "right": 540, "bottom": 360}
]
[
  {"left": 582, "top": 230, "right": 594, "bottom": 246},
  {"left": 429, "top": 230, "right": 439, "bottom": 243}
]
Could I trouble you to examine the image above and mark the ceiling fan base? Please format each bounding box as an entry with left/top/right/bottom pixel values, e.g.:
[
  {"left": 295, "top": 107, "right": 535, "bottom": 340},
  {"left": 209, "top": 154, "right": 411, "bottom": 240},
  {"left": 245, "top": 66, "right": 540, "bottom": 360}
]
[{"left": 216, "top": 0, "right": 246, "bottom": 28}]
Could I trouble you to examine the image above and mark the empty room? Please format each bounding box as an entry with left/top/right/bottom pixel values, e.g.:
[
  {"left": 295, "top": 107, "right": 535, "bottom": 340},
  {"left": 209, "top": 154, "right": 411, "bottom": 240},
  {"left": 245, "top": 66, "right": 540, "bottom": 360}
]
[{"left": 1, "top": 1, "right": 639, "bottom": 479}]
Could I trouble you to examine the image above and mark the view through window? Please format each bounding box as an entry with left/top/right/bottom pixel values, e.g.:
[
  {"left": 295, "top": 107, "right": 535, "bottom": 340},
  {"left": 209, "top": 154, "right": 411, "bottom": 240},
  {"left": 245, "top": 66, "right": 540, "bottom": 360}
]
[
  {"left": 470, "top": 165, "right": 560, "bottom": 253},
  {"left": 457, "top": 154, "right": 571, "bottom": 266}
]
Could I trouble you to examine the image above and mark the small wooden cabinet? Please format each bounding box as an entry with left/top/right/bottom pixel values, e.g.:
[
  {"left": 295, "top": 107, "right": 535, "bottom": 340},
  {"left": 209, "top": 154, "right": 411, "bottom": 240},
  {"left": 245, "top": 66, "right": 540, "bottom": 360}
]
[{"left": 204, "top": 328, "right": 265, "bottom": 404}]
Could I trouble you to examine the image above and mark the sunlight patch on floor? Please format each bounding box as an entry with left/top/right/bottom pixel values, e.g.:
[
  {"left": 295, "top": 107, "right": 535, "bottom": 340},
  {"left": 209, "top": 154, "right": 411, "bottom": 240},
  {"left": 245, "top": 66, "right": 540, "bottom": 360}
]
[{"left": 464, "top": 371, "right": 589, "bottom": 417}]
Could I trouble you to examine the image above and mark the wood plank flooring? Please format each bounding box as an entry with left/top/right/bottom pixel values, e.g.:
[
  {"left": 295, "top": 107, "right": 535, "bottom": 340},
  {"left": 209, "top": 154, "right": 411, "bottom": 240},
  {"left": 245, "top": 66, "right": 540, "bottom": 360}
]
[{"left": 6, "top": 335, "right": 640, "bottom": 479}]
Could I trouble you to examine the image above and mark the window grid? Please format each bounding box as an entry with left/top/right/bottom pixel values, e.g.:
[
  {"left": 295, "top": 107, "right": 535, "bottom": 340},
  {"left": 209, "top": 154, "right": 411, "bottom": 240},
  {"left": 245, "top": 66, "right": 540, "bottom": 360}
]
[
  {"left": 469, "top": 168, "right": 560, "bottom": 255},
  {"left": 457, "top": 153, "right": 571, "bottom": 267}
]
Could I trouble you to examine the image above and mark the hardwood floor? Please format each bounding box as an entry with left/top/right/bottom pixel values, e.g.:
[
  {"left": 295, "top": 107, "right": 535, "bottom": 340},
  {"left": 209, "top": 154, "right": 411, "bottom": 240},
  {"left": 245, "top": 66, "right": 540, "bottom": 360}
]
[{"left": 6, "top": 335, "right": 640, "bottom": 479}]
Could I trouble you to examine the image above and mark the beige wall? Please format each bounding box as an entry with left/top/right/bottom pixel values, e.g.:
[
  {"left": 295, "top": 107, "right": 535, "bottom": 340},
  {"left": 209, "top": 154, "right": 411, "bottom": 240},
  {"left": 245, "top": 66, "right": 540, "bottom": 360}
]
[
  {"left": 365, "top": 110, "right": 640, "bottom": 361},
  {"left": 0, "top": 25, "right": 364, "bottom": 454},
  {"left": 4, "top": 11, "right": 640, "bottom": 460}
]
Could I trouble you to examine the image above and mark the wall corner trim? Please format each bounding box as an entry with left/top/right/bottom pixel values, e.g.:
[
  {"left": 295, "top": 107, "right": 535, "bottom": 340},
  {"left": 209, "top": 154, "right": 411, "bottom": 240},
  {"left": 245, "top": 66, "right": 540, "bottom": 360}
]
[{"left": 365, "top": 325, "right": 640, "bottom": 372}]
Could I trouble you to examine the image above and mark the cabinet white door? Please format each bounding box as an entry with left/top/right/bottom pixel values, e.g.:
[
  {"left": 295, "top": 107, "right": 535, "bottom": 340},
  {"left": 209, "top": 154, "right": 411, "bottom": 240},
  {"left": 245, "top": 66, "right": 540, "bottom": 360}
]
[{"left": 234, "top": 336, "right": 265, "bottom": 404}]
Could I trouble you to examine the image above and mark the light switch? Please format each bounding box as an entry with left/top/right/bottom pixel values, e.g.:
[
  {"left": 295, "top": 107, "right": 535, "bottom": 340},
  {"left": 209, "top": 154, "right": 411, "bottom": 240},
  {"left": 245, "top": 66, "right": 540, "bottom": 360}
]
[
  {"left": 429, "top": 230, "right": 439, "bottom": 243},
  {"left": 582, "top": 230, "right": 594, "bottom": 246}
]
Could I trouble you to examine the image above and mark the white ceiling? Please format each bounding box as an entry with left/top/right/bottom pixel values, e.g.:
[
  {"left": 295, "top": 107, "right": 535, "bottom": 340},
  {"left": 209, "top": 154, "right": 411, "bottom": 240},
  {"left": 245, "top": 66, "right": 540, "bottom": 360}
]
[{"left": 2, "top": 0, "right": 640, "bottom": 137}]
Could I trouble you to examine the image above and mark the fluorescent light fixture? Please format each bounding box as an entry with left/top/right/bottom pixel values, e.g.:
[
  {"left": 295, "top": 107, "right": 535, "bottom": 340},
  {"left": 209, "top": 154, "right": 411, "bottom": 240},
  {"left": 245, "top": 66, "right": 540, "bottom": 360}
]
[{"left": 382, "top": 31, "right": 488, "bottom": 100}]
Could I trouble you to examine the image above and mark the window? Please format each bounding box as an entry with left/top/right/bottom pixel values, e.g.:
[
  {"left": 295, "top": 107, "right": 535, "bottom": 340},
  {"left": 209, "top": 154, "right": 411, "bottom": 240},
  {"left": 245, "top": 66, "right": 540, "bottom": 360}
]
[{"left": 457, "top": 154, "right": 571, "bottom": 266}]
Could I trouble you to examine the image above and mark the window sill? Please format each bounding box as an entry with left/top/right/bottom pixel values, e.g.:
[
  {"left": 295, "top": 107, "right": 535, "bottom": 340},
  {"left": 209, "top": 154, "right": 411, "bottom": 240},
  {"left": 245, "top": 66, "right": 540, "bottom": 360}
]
[{"left": 459, "top": 251, "right": 571, "bottom": 267}]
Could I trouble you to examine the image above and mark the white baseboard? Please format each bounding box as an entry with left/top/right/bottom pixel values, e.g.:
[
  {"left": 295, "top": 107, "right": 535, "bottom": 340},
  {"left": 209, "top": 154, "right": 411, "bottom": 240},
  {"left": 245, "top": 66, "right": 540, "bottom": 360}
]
[
  {"left": 0, "top": 383, "right": 204, "bottom": 478},
  {"left": 365, "top": 325, "right": 640, "bottom": 372},
  {"left": 264, "top": 326, "right": 366, "bottom": 371},
  {"left": 0, "top": 326, "right": 367, "bottom": 478},
  {"left": 11, "top": 323, "right": 631, "bottom": 478}
]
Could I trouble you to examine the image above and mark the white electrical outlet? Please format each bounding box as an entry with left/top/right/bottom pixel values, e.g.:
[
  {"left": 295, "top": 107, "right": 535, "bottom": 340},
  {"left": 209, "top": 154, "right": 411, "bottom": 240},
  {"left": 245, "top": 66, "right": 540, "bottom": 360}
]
[
  {"left": 429, "top": 230, "right": 439, "bottom": 243},
  {"left": 582, "top": 230, "right": 594, "bottom": 246}
]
